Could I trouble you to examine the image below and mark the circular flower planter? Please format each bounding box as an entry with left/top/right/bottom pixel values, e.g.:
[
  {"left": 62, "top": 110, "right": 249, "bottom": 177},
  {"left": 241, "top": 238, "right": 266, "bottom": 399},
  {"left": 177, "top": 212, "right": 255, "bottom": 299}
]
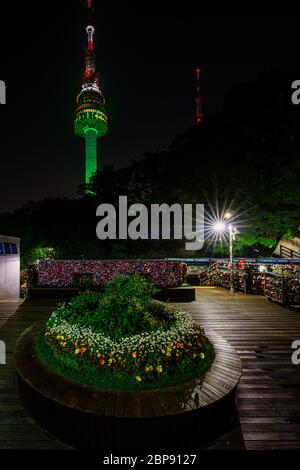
[{"left": 14, "top": 322, "right": 241, "bottom": 449}]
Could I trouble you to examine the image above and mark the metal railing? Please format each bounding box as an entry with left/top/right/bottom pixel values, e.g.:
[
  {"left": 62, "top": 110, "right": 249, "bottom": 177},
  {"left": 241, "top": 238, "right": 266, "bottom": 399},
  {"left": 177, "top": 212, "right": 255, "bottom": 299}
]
[{"left": 280, "top": 245, "right": 300, "bottom": 259}]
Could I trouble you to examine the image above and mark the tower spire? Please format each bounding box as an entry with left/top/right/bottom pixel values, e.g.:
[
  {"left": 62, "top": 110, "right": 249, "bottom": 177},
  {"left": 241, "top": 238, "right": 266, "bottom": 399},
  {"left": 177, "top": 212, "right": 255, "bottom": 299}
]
[{"left": 74, "top": 0, "right": 108, "bottom": 186}]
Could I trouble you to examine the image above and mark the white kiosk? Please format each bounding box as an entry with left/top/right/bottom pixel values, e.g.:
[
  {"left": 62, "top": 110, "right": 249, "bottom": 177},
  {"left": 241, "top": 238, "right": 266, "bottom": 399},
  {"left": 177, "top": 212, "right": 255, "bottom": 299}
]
[{"left": 0, "top": 235, "right": 20, "bottom": 299}]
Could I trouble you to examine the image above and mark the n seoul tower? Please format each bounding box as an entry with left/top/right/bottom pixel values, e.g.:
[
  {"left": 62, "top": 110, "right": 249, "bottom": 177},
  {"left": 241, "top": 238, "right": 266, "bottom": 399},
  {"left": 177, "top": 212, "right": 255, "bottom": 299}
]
[{"left": 74, "top": 0, "right": 108, "bottom": 185}]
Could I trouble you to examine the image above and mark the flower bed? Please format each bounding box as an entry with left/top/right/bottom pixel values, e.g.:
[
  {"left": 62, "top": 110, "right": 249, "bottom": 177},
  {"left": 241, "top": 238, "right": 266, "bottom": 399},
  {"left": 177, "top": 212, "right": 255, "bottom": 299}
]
[{"left": 37, "top": 275, "right": 214, "bottom": 391}]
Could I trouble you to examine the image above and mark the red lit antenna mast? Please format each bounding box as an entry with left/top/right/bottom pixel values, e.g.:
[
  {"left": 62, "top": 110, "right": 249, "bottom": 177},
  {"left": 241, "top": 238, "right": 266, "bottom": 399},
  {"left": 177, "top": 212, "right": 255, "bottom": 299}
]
[
  {"left": 195, "top": 67, "right": 204, "bottom": 124},
  {"left": 83, "top": 0, "right": 100, "bottom": 86}
]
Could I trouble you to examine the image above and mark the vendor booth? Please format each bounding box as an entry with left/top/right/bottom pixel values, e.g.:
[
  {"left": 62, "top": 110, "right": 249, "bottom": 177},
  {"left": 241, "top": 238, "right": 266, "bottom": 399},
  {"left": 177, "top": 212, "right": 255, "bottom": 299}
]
[{"left": 0, "top": 235, "right": 20, "bottom": 299}]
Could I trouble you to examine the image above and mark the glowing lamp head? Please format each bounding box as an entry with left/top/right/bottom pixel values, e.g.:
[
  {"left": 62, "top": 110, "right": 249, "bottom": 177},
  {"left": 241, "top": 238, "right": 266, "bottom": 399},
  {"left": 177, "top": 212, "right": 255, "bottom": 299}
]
[{"left": 213, "top": 222, "right": 226, "bottom": 233}]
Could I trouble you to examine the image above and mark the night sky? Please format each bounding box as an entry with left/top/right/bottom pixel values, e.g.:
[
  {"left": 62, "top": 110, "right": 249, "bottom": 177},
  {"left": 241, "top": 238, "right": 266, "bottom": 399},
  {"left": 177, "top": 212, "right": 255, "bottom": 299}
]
[{"left": 1, "top": 7, "right": 300, "bottom": 213}]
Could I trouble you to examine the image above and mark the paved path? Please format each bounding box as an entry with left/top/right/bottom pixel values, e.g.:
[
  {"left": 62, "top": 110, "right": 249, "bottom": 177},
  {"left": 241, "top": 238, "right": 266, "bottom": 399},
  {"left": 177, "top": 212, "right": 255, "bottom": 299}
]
[{"left": 1, "top": 289, "right": 300, "bottom": 449}]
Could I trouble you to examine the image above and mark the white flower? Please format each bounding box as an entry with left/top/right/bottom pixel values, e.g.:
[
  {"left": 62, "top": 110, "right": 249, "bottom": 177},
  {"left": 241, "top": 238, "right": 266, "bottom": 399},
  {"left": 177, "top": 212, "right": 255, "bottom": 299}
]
[{"left": 45, "top": 302, "right": 202, "bottom": 358}]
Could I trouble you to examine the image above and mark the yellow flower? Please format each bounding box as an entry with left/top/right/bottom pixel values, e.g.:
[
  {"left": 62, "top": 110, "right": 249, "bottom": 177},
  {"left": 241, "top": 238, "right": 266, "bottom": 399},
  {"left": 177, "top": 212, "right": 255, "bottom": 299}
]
[
  {"left": 145, "top": 365, "right": 153, "bottom": 373},
  {"left": 135, "top": 375, "right": 142, "bottom": 382},
  {"left": 200, "top": 352, "right": 205, "bottom": 359},
  {"left": 97, "top": 353, "right": 101, "bottom": 358},
  {"left": 61, "top": 342, "right": 67, "bottom": 347},
  {"left": 132, "top": 352, "right": 137, "bottom": 359},
  {"left": 75, "top": 348, "right": 80, "bottom": 354},
  {"left": 156, "top": 365, "right": 163, "bottom": 373}
]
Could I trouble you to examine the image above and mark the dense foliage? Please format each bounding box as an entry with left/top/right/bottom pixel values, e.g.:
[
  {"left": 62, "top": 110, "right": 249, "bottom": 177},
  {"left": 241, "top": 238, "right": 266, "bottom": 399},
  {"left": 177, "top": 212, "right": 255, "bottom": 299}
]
[
  {"left": 1, "top": 69, "right": 299, "bottom": 263},
  {"left": 38, "top": 275, "right": 215, "bottom": 390},
  {"left": 52, "top": 275, "right": 164, "bottom": 340}
]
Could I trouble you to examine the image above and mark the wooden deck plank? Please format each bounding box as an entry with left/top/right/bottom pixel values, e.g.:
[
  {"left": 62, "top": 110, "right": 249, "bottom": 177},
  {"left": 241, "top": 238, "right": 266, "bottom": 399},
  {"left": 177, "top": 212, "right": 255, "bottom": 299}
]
[{"left": 0, "top": 299, "right": 71, "bottom": 449}]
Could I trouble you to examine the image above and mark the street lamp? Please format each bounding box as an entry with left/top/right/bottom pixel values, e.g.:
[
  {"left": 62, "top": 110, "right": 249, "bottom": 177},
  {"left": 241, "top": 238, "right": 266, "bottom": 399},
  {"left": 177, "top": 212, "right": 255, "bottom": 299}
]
[
  {"left": 228, "top": 223, "right": 238, "bottom": 294},
  {"left": 213, "top": 222, "right": 226, "bottom": 233},
  {"left": 212, "top": 218, "right": 238, "bottom": 294}
]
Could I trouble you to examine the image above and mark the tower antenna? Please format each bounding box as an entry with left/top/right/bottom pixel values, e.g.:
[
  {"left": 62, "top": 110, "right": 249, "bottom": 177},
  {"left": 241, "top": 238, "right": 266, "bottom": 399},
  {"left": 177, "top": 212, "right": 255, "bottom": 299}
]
[{"left": 195, "top": 67, "right": 204, "bottom": 124}]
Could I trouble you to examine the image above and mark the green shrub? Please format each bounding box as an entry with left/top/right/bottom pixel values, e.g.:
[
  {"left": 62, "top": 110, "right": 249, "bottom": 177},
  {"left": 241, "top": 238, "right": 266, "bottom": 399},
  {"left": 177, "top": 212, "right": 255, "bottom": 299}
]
[
  {"left": 51, "top": 275, "right": 163, "bottom": 340},
  {"left": 92, "top": 275, "right": 161, "bottom": 339}
]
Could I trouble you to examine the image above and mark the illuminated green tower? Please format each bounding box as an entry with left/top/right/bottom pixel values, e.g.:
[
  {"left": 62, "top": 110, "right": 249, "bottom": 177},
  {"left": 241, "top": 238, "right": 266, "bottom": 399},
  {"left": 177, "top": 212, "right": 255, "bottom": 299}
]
[{"left": 74, "top": 0, "right": 108, "bottom": 184}]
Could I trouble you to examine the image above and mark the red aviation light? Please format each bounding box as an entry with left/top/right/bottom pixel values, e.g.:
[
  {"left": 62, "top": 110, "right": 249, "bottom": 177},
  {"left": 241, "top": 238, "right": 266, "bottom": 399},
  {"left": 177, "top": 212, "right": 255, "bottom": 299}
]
[{"left": 88, "top": 0, "right": 92, "bottom": 9}]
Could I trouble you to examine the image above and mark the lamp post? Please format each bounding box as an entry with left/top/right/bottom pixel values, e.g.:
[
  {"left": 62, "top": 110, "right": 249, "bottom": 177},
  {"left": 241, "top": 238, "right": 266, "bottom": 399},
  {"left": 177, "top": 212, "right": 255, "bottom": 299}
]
[
  {"left": 228, "top": 224, "right": 235, "bottom": 294},
  {"left": 213, "top": 216, "right": 238, "bottom": 294}
]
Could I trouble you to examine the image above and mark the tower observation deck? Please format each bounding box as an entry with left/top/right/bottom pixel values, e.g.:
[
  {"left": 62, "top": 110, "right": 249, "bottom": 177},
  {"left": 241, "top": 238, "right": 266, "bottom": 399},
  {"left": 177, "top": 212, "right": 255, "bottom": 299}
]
[{"left": 74, "top": 0, "right": 108, "bottom": 185}]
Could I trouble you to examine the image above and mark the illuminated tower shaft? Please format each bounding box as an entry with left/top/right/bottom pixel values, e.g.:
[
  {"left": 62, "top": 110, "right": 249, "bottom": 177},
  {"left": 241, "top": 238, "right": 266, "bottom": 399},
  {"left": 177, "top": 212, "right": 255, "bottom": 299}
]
[
  {"left": 85, "top": 128, "right": 98, "bottom": 182},
  {"left": 74, "top": 0, "right": 108, "bottom": 185}
]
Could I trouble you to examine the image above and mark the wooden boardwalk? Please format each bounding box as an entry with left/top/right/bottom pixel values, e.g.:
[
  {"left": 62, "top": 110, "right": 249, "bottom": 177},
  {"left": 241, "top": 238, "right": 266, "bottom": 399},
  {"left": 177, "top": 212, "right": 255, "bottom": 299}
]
[
  {"left": 182, "top": 287, "right": 300, "bottom": 450},
  {"left": 0, "top": 299, "right": 69, "bottom": 449},
  {"left": 1, "top": 288, "right": 300, "bottom": 449}
]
